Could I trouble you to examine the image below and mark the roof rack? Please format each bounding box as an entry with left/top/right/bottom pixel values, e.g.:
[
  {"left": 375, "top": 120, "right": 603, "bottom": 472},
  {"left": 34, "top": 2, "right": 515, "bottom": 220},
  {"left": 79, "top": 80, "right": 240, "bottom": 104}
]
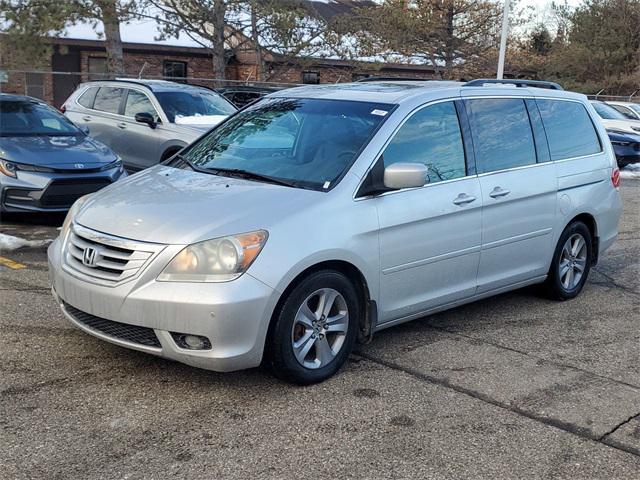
[
  {"left": 356, "top": 76, "right": 428, "bottom": 82},
  {"left": 464, "top": 79, "right": 563, "bottom": 90}
]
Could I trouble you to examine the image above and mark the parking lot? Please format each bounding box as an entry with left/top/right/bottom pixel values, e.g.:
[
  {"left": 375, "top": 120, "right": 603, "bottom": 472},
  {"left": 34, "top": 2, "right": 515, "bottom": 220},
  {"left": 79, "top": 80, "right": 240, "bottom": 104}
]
[{"left": 0, "top": 179, "right": 638, "bottom": 479}]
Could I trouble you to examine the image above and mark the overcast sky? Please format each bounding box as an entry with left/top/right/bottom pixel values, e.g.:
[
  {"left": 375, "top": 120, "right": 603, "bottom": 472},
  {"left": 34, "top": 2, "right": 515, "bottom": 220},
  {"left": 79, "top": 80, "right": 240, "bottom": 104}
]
[{"left": 64, "top": 0, "right": 584, "bottom": 47}]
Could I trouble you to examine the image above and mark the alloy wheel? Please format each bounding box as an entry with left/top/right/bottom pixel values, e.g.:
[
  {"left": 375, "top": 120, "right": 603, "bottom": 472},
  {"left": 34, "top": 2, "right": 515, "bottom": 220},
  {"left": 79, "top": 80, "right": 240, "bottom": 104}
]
[
  {"left": 291, "top": 288, "right": 349, "bottom": 369},
  {"left": 559, "top": 233, "right": 588, "bottom": 290}
]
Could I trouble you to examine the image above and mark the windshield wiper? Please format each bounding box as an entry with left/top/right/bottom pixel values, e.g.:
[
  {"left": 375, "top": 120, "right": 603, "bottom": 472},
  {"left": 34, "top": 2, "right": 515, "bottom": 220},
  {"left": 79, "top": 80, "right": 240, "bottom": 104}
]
[
  {"left": 169, "top": 155, "right": 297, "bottom": 188},
  {"left": 167, "top": 153, "right": 197, "bottom": 170},
  {"left": 204, "top": 167, "right": 298, "bottom": 188}
]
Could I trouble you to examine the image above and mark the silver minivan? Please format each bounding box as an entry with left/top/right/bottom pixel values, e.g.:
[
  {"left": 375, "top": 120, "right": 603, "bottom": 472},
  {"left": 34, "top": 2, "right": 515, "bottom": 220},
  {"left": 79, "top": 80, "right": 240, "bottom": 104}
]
[
  {"left": 48, "top": 80, "right": 623, "bottom": 384},
  {"left": 63, "top": 79, "right": 237, "bottom": 171}
]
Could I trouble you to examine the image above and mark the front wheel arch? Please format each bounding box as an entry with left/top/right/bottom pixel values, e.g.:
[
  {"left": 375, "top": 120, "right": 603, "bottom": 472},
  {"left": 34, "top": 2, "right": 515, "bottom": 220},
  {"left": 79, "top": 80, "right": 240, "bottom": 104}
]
[{"left": 265, "top": 261, "right": 374, "bottom": 359}]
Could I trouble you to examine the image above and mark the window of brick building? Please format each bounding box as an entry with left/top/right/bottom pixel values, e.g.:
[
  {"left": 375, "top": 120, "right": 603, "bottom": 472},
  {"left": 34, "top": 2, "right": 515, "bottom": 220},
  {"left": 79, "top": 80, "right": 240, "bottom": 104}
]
[
  {"left": 88, "top": 57, "right": 108, "bottom": 80},
  {"left": 302, "top": 71, "right": 320, "bottom": 84},
  {"left": 164, "top": 61, "right": 187, "bottom": 82}
]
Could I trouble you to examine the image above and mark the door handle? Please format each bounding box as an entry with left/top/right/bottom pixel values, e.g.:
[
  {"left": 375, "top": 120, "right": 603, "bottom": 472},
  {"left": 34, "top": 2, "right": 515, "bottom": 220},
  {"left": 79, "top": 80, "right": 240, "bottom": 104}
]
[
  {"left": 117, "top": 122, "right": 127, "bottom": 129},
  {"left": 453, "top": 193, "right": 477, "bottom": 205},
  {"left": 489, "top": 186, "right": 511, "bottom": 198},
  {"left": 82, "top": 116, "right": 92, "bottom": 121}
]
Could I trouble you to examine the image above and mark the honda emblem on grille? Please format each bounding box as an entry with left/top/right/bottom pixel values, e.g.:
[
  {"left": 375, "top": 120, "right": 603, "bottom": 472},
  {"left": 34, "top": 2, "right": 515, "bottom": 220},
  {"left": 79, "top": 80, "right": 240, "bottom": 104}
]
[
  {"left": 82, "top": 247, "right": 98, "bottom": 267},
  {"left": 74, "top": 163, "right": 85, "bottom": 169}
]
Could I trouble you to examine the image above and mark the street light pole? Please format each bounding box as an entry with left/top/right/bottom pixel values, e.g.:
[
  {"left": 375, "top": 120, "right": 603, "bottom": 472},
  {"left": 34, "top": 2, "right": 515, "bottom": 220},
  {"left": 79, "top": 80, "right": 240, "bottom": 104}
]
[{"left": 497, "top": 0, "right": 510, "bottom": 79}]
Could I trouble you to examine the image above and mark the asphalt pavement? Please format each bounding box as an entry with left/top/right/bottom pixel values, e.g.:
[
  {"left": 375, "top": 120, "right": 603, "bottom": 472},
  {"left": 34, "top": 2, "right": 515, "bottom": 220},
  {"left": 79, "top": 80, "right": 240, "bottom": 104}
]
[{"left": 1, "top": 180, "right": 639, "bottom": 479}]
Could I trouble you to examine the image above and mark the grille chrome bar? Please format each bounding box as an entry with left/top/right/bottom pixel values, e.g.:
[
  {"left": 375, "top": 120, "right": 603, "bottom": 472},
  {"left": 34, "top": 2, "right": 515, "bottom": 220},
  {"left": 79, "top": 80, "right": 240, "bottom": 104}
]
[{"left": 62, "top": 223, "right": 165, "bottom": 286}]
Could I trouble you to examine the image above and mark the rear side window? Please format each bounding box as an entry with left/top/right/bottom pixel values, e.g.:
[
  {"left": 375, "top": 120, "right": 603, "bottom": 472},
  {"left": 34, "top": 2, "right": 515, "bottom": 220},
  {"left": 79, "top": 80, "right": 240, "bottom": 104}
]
[
  {"left": 464, "top": 98, "right": 537, "bottom": 173},
  {"left": 77, "top": 87, "right": 98, "bottom": 108},
  {"left": 383, "top": 101, "right": 466, "bottom": 183},
  {"left": 93, "top": 87, "right": 124, "bottom": 114},
  {"left": 536, "top": 100, "right": 602, "bottom": 160}
]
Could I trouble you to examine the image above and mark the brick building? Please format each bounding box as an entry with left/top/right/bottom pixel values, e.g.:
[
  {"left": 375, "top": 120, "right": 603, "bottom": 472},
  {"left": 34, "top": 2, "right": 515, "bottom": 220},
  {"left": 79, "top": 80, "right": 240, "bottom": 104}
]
[{"left": 0, "top": 35, "right": 438, "bottom": 107}]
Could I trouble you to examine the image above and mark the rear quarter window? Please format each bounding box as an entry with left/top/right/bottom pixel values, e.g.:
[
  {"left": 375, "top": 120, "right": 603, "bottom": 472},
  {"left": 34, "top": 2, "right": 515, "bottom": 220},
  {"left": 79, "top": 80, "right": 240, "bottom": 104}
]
[
  {"left": 77, "top": 87, "right": 98, "bottom": 108},
  {"left": 536, "top": 99, "right": 602, "bottom": 160}
]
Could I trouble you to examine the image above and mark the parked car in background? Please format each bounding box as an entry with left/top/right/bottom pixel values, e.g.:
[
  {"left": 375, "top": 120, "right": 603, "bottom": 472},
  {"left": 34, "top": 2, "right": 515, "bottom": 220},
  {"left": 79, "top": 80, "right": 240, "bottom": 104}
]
[
  {"left": 49, "top": 80, "right": 622, "bottom": 384},
  {"left": 0, "top": 94, "right": 125, "bottom": 213},
  {"left": 606, "top": 101, "right": 640, "bottom": 120},
  {"left": 215, "top": 85, "right": 281, "bottom": 108},
  {"left": 607, "top": 129, "right": 640, "bottom": 168},
  {"left": 63, "top": 79, "right": 237, "bottom": 171},
  {"left": 590, "top": 100, "right": 640, "bottom": 135}
]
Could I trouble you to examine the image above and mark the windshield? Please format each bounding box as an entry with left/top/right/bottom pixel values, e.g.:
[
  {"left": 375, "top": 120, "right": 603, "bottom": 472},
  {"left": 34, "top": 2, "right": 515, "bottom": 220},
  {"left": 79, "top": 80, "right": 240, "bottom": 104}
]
[
  {"left": 591, "top": 102, "right": 628, "bottom": 120},
  {"left": 179, "top": 98, "right": 394, "bottom": 190},
  {"left": 627, "top": 103, "right": 640, "bottom": 115},
  {"left": 0, "top": 100, "right": 81, "bottom": 137},
  {"left": 155, "top": 90, "right": 236, "bottom": 123}
]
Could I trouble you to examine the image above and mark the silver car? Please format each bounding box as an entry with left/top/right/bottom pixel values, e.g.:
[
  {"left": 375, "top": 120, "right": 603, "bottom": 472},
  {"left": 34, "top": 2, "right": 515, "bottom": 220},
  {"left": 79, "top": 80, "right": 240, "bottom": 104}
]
[
  {"left": 48, "top": 80, "right": 623, "bottom": 384},
  {"left": 63, "top": 79, "right": 237, "bottom": 171}
]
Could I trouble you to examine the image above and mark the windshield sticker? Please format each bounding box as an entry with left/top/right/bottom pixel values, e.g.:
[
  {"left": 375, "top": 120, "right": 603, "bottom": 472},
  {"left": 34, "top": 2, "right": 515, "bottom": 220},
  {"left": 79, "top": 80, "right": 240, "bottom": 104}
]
[
  {"left": 323, "top": 181, "right": 331, "bottom": 189},
  {"left": 371, "top": 109, "right": 388, "bottom": 116}
]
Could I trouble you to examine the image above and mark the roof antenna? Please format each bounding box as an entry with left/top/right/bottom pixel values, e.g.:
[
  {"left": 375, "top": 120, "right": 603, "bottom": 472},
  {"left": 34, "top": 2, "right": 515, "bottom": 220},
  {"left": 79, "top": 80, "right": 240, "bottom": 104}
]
[{"left": 138, "top": 62, "right": 149, "bottom": 79}]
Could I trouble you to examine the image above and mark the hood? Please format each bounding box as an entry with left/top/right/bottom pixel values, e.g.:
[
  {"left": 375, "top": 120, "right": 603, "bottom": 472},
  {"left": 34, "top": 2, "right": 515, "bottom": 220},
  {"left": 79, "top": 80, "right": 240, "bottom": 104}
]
[
  {"left": 0, "top": 134, "right": 117, "bottom": 169},
  {"left": 76, "top": 165, "right": 321, "bottom": 245},
  {"left": 600, "top": 119, "right": 640, "bottom": 135},
  {"left": 607, "top": 130, "right": 640, "bottom": 143}
]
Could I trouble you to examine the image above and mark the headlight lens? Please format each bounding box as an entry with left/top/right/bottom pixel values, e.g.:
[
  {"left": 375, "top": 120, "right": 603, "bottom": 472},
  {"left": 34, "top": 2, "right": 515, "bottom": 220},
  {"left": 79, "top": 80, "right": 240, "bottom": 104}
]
[
  {"left": 60, "top": 195, "right": 90, "bottom": 239},
  {"left": 158, "top": 230, "right": 268, "bottom": 282},
  {"left": 0, "top": 159, "right": 17, "bottom": 178}
]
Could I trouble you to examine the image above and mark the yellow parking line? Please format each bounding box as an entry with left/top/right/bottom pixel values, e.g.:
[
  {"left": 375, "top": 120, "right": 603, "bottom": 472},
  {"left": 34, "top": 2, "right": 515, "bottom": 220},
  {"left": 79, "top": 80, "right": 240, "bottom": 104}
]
[{"left": 0, "top": 256, "right": 27, "bottom": 270}]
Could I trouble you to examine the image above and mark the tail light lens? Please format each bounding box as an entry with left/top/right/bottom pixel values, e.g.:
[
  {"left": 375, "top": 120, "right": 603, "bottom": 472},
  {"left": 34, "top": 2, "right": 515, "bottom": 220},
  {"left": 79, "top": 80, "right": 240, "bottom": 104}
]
[
  {"left": 59, "top": 104, "right": 66, "bottom": 113},
  {"left": 611, "top": 167, "right": 621, "bottom": 188}
]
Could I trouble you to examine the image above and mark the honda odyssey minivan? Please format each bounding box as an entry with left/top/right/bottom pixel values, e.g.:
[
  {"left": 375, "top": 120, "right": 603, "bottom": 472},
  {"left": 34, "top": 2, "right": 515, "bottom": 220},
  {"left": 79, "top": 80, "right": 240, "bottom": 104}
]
[{"left": 48, "top": 80, "right": 623, "bottom": 384}]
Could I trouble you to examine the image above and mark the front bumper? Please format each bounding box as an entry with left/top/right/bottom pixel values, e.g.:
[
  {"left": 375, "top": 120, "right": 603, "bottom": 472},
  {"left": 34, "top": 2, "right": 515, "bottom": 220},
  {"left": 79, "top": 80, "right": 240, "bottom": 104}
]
[
  {"left": 1, "top": 167, "right": 124, "bottom": 213},
  {"left": 48, "top": 237, "right": 278, "bottom": 372}
]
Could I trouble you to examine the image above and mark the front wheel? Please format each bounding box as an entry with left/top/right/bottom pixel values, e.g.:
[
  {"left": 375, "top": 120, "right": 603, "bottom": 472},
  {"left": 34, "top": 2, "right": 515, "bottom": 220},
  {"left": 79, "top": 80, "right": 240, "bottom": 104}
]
[
  {"left": 266, "top": 270, "right": 360, "bottom": 384},
  {"left": 544, "top": 221, "right": 593, "bottom": 300}
]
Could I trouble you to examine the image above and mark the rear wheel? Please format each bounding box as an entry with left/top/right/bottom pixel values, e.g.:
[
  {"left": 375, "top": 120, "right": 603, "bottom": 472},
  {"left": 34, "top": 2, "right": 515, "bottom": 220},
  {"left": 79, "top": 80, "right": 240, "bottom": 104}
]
[
  {"left": 267, "top": 270, "right": 360, "bottom": 384},
  {"left": 544, "top": 221, "right": 593, "bottom": 300}
]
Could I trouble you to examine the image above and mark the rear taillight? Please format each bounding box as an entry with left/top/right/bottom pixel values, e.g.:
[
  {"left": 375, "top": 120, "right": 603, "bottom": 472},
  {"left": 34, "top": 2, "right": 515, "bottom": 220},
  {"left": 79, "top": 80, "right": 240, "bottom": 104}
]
[
  {"left": 611, "top": 167, "right": 621, "bottom": 188},
  {"left": 59, "top": 104, "right": 66, "bottom": 113}
]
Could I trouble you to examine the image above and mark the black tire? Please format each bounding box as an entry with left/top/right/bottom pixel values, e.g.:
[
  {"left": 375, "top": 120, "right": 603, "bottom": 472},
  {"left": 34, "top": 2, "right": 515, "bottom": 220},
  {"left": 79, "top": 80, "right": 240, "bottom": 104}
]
[
  {"left": 544, "top": 221, "right": 593, "bottom": 301},
  {"left": 266, "top": 270, "right": 360, "bottom": 385},
  {"left": 161, "top": 148, "right": 181, "bottom": 162}
]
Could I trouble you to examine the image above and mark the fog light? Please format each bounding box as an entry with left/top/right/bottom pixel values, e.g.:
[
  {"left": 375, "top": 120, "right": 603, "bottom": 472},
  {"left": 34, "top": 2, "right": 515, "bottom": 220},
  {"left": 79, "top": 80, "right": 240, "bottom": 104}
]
[{"left": 170, "top": 332, "right": 212, "bottom": 350}]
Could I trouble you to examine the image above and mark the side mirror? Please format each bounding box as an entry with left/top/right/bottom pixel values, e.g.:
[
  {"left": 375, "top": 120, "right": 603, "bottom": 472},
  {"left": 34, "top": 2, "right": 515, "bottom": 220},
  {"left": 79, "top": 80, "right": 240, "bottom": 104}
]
[
  {"left": 383, "top": 162, "right": 428, "bottom": 190},
  {"left": 78, "top": 125, "right": 90, "bottom": 135},
  {"left": 135, "top": 112, "right": 156, "bottom": 129}
]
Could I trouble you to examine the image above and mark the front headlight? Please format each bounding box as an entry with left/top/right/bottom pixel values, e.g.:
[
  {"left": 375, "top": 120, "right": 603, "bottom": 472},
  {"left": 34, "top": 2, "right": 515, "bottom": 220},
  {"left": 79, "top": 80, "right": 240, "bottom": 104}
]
[
  {"left": 60, "top": 195, "right": 91, "bottom": 239},
  {"left": 0, "top": 159, "right": 17, "bottom": 178},
  {"left": 158, "top": 230, "right": 268, "bottom": 283}
]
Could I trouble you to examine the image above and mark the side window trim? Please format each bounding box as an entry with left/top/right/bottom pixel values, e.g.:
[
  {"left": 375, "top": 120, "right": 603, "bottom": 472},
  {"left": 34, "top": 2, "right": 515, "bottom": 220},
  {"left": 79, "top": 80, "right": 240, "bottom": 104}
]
[
  {"left": 524, "top": 99, "right": 551, "bottom": 163},
  {"left": 454, "top": 100, "right": 476, "bottom": 176}
]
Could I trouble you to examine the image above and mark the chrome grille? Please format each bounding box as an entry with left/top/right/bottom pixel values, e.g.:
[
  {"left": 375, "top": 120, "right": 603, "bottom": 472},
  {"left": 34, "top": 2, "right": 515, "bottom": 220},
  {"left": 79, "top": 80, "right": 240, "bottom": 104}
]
[{"left": 63, "top": 224, "right": 164, "bottom": 286}]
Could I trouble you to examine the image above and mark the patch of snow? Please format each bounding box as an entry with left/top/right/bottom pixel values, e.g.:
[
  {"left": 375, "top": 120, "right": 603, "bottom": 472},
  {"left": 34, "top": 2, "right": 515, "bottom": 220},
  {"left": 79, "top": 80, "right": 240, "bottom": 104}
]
[
  {"left": 174, "top": 115, "right": 228, "bottom": 126},
  {"left": 620, "top": 164, "right": 640, "bottom": 180},
  {"left": 0, "top": 233, "right": 53, "bottom": 251}
]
